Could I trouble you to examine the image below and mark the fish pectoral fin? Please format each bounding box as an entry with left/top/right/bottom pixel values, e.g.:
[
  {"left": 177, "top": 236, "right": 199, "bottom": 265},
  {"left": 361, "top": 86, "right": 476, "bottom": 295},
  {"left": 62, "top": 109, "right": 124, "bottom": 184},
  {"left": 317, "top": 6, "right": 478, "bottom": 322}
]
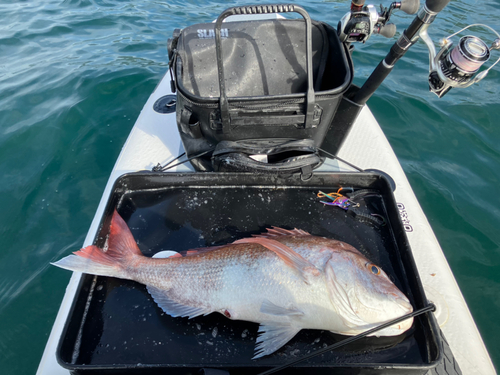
[
  {"left": 253, "top": 322, "right": 301, "bottom": 359},
  {"left": 147, "top": 285, "right": 211, "bottom": 319},
  {"left": 233, "top": 237, "right": 318, "bottom": 283},
  {"left": 260, "top": 299, "right": 304, "bottom": 317}
]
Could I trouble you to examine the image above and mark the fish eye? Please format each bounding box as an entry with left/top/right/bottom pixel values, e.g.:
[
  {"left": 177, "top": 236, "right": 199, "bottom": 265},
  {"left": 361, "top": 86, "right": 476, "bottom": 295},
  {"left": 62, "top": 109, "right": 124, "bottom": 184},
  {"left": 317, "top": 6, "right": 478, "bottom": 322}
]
[{"left": 366, "top": 263, "right": 381, "bottom": 275}]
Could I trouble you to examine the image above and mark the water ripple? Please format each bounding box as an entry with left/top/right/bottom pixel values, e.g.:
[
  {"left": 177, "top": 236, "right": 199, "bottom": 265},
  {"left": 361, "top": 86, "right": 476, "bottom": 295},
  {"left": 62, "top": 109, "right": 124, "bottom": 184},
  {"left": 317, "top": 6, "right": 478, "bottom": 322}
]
[{"left": 0, "top": 0, "right": 499, "bottom": 373}]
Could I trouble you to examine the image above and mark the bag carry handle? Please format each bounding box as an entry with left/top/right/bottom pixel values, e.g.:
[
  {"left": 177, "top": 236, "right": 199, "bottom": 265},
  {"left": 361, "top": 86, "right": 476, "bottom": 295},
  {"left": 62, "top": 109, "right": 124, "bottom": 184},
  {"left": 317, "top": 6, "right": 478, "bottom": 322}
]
[{"left": 214, "top": 4, "right": 316, "bottom": 133}]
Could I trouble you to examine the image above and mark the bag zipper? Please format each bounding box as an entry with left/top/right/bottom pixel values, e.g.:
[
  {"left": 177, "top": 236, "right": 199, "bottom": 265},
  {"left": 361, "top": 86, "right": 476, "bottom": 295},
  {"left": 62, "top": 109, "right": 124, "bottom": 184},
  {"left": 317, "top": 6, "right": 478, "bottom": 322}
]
[{"left": 177, "top": 89, "right": 340, "bottom": 111}]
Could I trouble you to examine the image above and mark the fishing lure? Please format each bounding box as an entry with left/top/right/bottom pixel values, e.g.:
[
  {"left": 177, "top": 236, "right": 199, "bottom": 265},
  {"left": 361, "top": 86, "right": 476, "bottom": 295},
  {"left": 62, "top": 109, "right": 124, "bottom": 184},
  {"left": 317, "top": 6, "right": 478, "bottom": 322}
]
[
  {"left": 317, "top": 189, "right": 386, "bottom": 226},
  {"left": 317, "top": 189, "right": 359, "bottom": 210}
]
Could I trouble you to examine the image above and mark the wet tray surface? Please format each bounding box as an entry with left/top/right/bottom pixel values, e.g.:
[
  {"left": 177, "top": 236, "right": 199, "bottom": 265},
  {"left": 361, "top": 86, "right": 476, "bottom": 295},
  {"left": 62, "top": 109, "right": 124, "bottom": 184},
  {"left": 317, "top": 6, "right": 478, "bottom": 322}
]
[{"left": 58, "top": 172, "right": 440, "bottom": 374}]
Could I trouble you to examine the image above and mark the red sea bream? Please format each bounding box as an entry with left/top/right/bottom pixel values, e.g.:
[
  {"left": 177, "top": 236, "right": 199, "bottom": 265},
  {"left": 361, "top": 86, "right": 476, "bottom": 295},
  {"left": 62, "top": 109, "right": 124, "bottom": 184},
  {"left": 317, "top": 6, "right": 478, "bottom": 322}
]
[{"left": 53, "top": 210, "right": 413, "bottom": 358}]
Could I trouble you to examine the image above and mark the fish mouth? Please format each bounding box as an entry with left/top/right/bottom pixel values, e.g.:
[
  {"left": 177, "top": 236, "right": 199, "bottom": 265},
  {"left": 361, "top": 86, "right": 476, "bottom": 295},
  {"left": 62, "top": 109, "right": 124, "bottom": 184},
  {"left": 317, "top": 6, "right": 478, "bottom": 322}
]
[
  {"left": 387, "top": 291, "right": 413, "bottom": 314},
  {"left": 379, "top": 295, "right": 413, "bottom": 335},
  {"left": 349, "top": 291, "right": 413, "bottom": 329},
  {"left": 353, "top": 290, "right": 413, "bottom": 316}
]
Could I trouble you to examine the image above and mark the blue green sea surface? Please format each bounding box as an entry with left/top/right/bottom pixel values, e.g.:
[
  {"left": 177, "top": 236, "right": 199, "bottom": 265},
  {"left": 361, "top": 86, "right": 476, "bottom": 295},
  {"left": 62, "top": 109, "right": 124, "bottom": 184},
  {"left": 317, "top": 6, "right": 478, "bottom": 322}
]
[{"left": 0, "top": 0, "right": 499, "bottom": 373}]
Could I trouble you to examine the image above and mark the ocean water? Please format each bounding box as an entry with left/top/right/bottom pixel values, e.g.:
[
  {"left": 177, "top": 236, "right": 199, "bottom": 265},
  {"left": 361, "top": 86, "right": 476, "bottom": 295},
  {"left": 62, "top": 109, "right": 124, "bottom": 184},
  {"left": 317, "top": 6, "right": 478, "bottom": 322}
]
[{"left": 0, "top": 0, "right": 498, "bottom": 374}]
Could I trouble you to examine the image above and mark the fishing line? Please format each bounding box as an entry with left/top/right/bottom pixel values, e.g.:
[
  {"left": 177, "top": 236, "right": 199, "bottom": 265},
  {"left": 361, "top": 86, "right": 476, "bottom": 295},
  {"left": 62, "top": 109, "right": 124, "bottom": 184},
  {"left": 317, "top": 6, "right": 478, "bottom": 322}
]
[
  {"left": 154, "top": 148, "right": 364, "bottom": 173},
  {"left": 152, "top": 152, "right": 186, "bottom": 171},
  {"left": 152, "top": 149, "right": 214, "bottom": 172},
  {"left": 256, "top": 303, "right": 436, "bottom": 375},
  {"left": 449, "top": 0, "right": 479, "bottom": 31},
  {"left": 318, "top": 147, "right": 364, "bottom": 172}
]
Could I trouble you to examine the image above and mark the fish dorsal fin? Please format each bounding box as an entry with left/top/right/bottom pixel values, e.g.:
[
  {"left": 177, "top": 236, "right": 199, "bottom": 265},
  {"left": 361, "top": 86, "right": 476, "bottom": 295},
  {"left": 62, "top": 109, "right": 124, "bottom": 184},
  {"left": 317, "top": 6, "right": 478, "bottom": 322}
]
[
  {"left": 147, "top": 285, "right": 212, "bottom": 319},
  {"left": 253, "top": 226, "right": 310, "bottom": 238},
  {"left": 253, "top": 322, "right": 302, "bottom": 359},
  {"left": 232, "top": 237, "right": 318, "bottom": 283}
]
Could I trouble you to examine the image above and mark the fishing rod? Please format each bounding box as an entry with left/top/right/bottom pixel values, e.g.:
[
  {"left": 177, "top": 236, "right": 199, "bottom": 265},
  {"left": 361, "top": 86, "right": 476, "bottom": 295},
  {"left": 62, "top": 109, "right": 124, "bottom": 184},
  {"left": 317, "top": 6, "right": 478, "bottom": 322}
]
[
  {"left": 339, "top": 0, "right": 500, "bottom": 103},
  {"left": 257, "top": 303, "right": 436, "bottom": 375},
  {"left": 198, "top": 303, "right": 436, "bottom": 375}
]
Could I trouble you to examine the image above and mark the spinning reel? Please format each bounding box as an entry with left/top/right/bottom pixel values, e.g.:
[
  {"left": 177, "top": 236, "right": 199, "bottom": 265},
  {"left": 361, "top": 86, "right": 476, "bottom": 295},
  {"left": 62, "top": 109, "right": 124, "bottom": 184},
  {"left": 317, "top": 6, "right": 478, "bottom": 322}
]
[
  {"left": 342, "top": 0, "right": 500, "bottom": 103},
  {"left": 338, "top": 0, "right": 420, "bottom": 43},
  {"left": 420, "top": 24, "right": 500, "bottom": 97}
]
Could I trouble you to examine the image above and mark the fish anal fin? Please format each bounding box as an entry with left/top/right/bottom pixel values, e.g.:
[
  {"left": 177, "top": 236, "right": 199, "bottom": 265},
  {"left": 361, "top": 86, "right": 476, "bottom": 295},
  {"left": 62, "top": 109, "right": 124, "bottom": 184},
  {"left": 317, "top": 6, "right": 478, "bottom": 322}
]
[
  {"left": 253, "top": 322, "right": 301, "bottom": 359},
  {"left": 260, "top": 299, "right": 304, "bottom": 317},
  {"left": 147, "top": 285, "right": 211, "bottom": 319},
  {"left": 233, "top": 237, "right": 317, "bottom": 283}
]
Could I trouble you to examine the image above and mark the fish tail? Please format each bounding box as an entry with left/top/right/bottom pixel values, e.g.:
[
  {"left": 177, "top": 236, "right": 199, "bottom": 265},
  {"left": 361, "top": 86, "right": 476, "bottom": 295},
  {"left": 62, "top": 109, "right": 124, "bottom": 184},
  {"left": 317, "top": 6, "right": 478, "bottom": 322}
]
[
  {"left": 52, "top": 210, "right": 143, "bottom": 279},
  {"left": 51, "top": 246, "right": 128, "bottom": 278}
]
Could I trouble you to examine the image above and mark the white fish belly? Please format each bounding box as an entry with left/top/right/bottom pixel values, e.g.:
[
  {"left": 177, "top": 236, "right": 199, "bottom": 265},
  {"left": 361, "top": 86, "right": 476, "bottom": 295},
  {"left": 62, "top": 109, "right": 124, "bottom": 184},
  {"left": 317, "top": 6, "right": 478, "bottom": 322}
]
[{"left": 205, "top": 254, "right": 347, "bottom": 332}]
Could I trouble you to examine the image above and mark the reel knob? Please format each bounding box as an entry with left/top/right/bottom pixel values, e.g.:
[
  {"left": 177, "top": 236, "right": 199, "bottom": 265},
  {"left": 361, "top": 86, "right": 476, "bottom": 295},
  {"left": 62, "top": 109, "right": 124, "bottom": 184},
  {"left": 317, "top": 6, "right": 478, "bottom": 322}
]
[
  {"left": 399, "top": 0, "right": 420, "bottom": 14},
  {"left": 375, "top": 23, "right": 397, "bottom": 38},
  {"left": 491, "top": 38, "right": 500, "bottom": 50}
]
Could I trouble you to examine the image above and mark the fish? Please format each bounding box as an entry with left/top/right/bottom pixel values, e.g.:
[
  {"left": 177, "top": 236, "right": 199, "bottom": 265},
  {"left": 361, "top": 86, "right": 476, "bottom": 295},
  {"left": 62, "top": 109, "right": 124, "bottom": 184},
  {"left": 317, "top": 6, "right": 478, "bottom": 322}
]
[{"left": 52, "top": 210, "right": 413, "bottom": 359}]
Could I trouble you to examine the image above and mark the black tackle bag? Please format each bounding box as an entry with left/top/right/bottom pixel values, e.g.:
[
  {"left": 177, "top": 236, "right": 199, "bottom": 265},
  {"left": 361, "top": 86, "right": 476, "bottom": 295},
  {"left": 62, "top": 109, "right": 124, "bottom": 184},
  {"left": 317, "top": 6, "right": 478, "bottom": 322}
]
[{"left": 168, "top": 4, "right": 352, "bottom": 173}]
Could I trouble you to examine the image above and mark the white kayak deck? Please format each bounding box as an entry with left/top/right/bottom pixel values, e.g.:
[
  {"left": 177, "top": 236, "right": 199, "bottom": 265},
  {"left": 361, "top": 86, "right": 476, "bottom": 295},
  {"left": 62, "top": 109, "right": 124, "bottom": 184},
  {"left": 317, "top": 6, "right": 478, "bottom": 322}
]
[{"left": 37, "top": 71, "right": 496, "bottom": 375}]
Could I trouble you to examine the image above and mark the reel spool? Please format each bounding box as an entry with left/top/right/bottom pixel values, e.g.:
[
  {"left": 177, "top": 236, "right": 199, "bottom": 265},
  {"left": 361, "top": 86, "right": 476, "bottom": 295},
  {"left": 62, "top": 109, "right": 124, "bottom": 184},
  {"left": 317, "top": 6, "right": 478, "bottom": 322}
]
[
  {"left": 346, "top": 0, "right": 499, "bottom": 104},
  {"left": 421, "top": 24, "right": 500, "bottom": 97}
]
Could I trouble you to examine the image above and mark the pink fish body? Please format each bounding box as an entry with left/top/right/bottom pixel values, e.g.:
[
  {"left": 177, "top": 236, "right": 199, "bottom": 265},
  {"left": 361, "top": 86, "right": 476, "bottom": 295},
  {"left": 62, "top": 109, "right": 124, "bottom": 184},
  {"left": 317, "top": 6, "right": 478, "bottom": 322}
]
[{"left": 53, "top": 210, "right": 413, "bottom": 358}]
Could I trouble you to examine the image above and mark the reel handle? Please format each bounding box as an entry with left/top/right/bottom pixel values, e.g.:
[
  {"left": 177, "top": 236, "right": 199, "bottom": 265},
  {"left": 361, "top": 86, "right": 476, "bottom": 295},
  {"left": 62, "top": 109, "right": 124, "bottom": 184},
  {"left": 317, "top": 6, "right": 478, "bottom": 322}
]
[{"left": 375, "top": 23, "right": 397, "bottom": 38}]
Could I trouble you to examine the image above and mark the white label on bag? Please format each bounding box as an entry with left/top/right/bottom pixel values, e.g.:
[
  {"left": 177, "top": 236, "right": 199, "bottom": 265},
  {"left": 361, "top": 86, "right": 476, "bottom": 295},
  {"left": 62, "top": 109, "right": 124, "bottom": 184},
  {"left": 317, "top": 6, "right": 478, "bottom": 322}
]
[{"left": 197, "top": 29, "right": 229, "bottom": 39}]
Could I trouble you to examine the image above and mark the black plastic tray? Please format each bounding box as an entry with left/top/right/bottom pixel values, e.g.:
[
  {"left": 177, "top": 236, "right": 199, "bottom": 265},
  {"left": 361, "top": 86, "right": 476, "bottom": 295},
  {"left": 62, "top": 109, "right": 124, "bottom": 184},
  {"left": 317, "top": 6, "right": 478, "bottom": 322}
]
[{"left": 57, "top": 172, "right": 441, "bottom": 374}]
